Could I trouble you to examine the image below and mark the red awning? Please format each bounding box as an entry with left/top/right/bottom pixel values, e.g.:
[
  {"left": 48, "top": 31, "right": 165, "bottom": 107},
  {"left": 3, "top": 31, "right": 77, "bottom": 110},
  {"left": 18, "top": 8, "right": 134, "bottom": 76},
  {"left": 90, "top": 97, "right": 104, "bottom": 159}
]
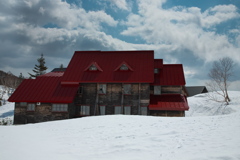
[{"left": 149, "top": 94, "right": 189, "bottom": 111}]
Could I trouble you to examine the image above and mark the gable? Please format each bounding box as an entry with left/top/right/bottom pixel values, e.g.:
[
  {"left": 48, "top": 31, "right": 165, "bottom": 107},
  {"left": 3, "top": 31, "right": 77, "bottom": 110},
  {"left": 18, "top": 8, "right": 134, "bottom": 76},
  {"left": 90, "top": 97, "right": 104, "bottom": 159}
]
[{"left": 61, "top": 50, "right": 154, "bottom": 83}]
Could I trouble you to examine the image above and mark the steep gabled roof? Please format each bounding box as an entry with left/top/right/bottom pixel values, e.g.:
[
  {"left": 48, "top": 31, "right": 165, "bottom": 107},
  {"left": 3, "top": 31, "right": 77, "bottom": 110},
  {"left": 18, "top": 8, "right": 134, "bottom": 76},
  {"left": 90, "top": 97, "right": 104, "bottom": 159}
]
[
  {"left": 186, "top": 86, "right": 208, "bottom": 97},
  {"left": 61, "top": 50, "right": 154, "bottom": 83},
  {"left": 8, "top": 77, "right": 78, "bottom": 103},
  {"left": 149, "top": 94, "right": 189, "bottom": 111},
  {"left": 153, "top": 64, "right": 186, "bottom": 86}
]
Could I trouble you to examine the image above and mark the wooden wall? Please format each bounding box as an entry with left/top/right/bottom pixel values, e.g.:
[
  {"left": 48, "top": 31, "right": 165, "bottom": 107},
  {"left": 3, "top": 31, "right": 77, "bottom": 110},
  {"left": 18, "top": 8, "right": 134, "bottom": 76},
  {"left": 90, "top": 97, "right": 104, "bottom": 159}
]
[
  {"left": 14, "top": 103, "right": 73, "bottom": 124},
  {"left": 74, "top": 83, "right": 150, "bottom": 116}
]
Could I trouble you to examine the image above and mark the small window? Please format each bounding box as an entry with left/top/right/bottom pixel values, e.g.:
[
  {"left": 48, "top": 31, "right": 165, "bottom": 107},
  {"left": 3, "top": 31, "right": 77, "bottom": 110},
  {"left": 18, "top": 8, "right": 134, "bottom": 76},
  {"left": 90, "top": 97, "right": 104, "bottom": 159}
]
[
  {"left": 89, "top": 64, "right": 97, "bottom": 71},
  {"left": 154, "top": 68, "right": 159, "bottom": 74},
  {"left": 78, "top": 86, "right": 83, "bottom": 94},
  {"left": 154, "top": 86, "right": 161, "bottom": 95},
  {"left": 52, "top": 104, "right": 68, "bottom": 112},
  {"left": 124, "top": 106, "right": 131, "bottom": 115},
  {"left": 20, "top": 102, "right": 27, "bottom": 106},
  {"left": 120, "top": 64, "right": 129, "bottom": 70},
  {"left": 27, "top": 104, "right": 35, "bottom": 111},
  {"left": 80, "top": 105, "right": 90, "bottom": 115},
  {"left": 99, "top": 84, "right": 107, "bottom": 94},
  {"left": 100, "top": 106, "right": 106, "bottom": 115},
  {"left": 141, "top": 107, "right": 148, "bottom": 115},
  {"left": 115, "top": 106, "right": 122, "bottom": 114},
  {"left": 123, "top": 84, "right": 131, "bottom": 94}
]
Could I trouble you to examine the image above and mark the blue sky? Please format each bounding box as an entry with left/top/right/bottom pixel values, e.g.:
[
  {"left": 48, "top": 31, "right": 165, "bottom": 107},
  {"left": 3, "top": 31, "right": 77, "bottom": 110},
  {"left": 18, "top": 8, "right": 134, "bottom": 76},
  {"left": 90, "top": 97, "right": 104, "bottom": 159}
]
[{"left": 0, "top": 0, "right": 239, "bottom": 90}]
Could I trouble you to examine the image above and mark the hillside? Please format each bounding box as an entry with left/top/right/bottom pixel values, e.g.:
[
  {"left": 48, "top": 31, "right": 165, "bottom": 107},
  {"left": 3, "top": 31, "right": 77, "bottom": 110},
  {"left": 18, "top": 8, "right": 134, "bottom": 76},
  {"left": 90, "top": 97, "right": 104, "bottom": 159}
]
[{"left": 0, "top": 91, "right": 240, "bottom": 160}]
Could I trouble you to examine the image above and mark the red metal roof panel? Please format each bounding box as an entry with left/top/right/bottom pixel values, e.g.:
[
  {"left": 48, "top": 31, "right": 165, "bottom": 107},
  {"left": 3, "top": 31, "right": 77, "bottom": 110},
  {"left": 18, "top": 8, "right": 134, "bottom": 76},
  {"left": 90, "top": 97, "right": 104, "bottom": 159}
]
[
  {"left": 152, "top": 64, "right": 186, "bottom": 86},
  {"left": 8, "top": 77, "right": 78, "bottom": 103},
  {"left": 38, "top": 72, "right": 64, "bottom": 77},
  {"left": 149, "top": 94, "right": 189, "bottom": 111},
  {"left": 61, "top": 50, "right": 154, "bottom": 83}
]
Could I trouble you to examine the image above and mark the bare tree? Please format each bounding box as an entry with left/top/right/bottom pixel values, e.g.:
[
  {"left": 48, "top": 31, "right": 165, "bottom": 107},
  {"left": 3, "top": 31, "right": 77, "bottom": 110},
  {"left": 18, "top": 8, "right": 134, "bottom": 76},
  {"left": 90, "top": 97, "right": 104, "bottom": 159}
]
[{"left": 206, "top": 57, "right": 234, "bottom": 105}]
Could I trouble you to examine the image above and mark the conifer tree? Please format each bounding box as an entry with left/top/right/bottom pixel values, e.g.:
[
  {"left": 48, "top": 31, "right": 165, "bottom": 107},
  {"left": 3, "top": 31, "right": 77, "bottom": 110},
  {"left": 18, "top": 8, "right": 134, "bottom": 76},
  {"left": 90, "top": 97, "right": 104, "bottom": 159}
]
[{"left": 28, "top": 54, "right": 48, "bottom": 78}]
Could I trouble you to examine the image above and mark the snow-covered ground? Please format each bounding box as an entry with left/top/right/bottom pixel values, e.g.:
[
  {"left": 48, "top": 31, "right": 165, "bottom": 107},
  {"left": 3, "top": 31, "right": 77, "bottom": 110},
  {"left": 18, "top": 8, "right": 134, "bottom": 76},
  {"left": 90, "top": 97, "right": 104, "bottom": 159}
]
[{"left": 0, "top": 91, "right": 240, "bottom": 160}]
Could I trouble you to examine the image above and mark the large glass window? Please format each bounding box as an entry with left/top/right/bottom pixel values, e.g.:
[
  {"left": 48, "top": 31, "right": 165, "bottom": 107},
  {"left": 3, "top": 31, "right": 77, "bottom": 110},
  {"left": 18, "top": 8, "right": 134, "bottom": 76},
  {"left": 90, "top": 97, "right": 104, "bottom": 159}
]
[
  {"left": 27, "top": 104, "right": 35, "bottom": 111},
  {"left": 124, "top": 106, "right": 131, "bottom": 115},
  {"left": 123, "top": 84, "right": 131, "bottom": 94},
  {"left": 80, "top": 105, "right": 90, "bottom": 115},
  {"left": 52, "top": 104, "right": 68, "bottom": 112},
  {"left": 141, "top": 107, "right": 148, "bottom": 115},
  {"left": 20, "top": 102, "right": 27, "bottom": 106},
  {"left": 154, "top": 86, "right": 161, "bottom": 95},
  {"left": 154, "top": 68, "right": 159, "bottom": 74},
  {"left": 100, "top": 106, "right": 106, "bottom": 115},
  {"left": 99, "top": 84, "right": 107, "bottom": 94},
  {"left": 115, "top": 106, "right": 122, "bottom": 114}
]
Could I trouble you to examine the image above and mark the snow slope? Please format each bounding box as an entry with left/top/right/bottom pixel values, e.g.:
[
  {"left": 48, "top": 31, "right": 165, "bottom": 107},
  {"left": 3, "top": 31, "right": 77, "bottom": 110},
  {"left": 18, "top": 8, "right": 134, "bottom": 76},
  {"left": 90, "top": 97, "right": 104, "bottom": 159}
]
[{"left": 0, "top": 92, "right": 240, "bottom": 160}]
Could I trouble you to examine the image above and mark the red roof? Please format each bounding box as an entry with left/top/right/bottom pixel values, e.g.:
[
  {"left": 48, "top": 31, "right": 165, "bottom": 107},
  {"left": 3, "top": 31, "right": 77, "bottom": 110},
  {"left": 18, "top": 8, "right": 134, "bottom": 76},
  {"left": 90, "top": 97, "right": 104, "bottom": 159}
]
[
  {"left": 154, "top": 59, "right": 163, "bottom": 69},
  {"left": 149, "top": 94, "right": 189, "bottom": 111},
  {"left": 61, "top": 50, "right": 154, "bottom": 83},
  {"left": 8, "top": 77, "right": 78, "bottom": 103},
  {"left": 153, "top": 64, "right": 186, "bottom": 86},
  {"left": 38, "top": 71, "right": 64, "bottom": 77}
]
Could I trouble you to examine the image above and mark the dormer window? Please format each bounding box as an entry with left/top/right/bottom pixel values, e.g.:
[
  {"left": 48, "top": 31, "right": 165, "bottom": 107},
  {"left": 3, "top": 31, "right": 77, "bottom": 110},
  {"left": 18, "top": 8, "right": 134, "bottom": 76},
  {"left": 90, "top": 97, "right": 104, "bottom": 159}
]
[
  {"left": 89, "top": 64, "right": 97, "bottom": 71},
  {"left": 120, "top": 64, "right": 129, "bottom": 70},
  {"left": 85, "top": 62, "right": 103, "bottom": 72},
  {"left": 115, "top": 61, "right": 133, "bottom": 71}
]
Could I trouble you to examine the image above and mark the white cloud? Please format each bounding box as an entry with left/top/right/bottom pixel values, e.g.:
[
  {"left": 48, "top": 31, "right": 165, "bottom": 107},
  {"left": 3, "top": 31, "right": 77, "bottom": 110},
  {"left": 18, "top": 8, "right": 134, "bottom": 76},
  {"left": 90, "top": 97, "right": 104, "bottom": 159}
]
[
  {"left": 108, "top": 0, "right": 129, "bottom": 11},
  {"left": 121, "top": 2, "right": 240, "bottom": 63},
  {"left": 202, "top": 5, "right": 240, "bottom": 28}
]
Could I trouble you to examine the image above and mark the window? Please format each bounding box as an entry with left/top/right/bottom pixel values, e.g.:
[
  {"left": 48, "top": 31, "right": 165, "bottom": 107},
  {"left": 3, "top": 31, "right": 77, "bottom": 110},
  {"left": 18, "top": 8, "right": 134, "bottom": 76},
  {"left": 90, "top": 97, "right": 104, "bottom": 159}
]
[
  {"left": 78, "top": 86, "right": 83, "bottom": 94},
  {"left": 154, "top": 68, "right": 159, "bottom": 74},
  {"left": 99, "top": 84, "right": 107, "bottom": 94},
  {"left": 20, "top": 102, "right": 27, "bottom": 106},
  {"left": 80, "top": 105, "right": 90, "bottom": 115},
  {"left": 100, "top": 106, "right": 106, "bottom": 115},
  {"left": 124, "top": 106, "right": 131, "bottom": 115},
  {"left": 154, "top": 86, "right": 161, "bottom": 95},
  {"left": 52, "top": 104, "right": 68, "bottom": 112},
  {"left": 141, "top": 107, "right": 148, "bottom": 115},
  {"left": 27, "top": 104, "right": 35, "bottom": 111},
  {"left": 89, "top": 64, "right": 97, "bottom": 71},
  {"left": 120, "top": 64, "right": 129, "bottom": 70},
  {"left": 123, "top": 84, "right": 131, "bottom": 94},
  {"left": 115, "top": 106, "right": 122, "bottom": 114}
]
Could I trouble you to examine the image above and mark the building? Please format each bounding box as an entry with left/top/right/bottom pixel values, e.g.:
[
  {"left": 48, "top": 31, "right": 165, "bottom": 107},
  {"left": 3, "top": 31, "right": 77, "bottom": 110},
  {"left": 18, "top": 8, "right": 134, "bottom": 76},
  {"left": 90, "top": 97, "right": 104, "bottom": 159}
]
[
  {"left": 8, "top": 50, "right": 189, "bottom": 124},
  {"left": 186, "top": 86, "right": 208, "bottom": 97}
]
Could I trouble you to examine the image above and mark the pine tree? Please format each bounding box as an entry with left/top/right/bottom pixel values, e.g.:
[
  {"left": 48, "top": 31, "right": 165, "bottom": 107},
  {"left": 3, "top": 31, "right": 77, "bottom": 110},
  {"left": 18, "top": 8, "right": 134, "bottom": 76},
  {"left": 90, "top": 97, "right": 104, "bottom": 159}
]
[
  {"left": 28, "top": 54, "right": 48, "bottom": 78},
  {"left": 60, "top": 64, "right": 64, "bottom": 68}
]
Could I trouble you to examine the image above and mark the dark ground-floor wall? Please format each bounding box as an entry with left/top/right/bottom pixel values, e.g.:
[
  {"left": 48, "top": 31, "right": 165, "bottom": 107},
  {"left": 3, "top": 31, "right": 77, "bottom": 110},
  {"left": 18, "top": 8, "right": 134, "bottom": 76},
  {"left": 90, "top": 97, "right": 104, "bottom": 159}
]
[
  {"left": 150, "top": 110, "right": 185, "bottom": 117},
  {"left": 13, "top": 103, "right": 76, "bottom": 124}
]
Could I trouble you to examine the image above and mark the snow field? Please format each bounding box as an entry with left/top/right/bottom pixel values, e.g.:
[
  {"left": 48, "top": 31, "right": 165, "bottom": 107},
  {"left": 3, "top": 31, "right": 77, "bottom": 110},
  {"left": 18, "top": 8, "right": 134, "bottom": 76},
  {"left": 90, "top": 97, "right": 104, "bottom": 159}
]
[{"left": 0, "top": 91, "right": 240, "bottom": 160}]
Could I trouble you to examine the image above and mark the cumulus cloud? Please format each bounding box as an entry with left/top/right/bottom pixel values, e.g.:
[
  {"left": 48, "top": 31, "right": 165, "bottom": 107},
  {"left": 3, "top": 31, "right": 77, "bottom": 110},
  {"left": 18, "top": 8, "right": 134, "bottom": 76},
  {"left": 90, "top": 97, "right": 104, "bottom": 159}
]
[
  {"left": 121, "top": 1, "right": 240, "bottom": 63},
  {"left": 0, "top": 0, "right": 239, "bottom": 90}
]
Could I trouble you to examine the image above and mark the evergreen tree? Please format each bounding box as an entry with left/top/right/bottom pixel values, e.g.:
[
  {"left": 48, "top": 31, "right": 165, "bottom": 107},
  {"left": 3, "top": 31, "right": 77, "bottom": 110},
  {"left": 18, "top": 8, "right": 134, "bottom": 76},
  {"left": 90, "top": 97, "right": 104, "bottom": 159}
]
[
  {"left": 60, "top": 64, "right": 64, "bottom": 68},
  {"left": 28, "top": 54, "right": 48, "bottom": 78}
]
